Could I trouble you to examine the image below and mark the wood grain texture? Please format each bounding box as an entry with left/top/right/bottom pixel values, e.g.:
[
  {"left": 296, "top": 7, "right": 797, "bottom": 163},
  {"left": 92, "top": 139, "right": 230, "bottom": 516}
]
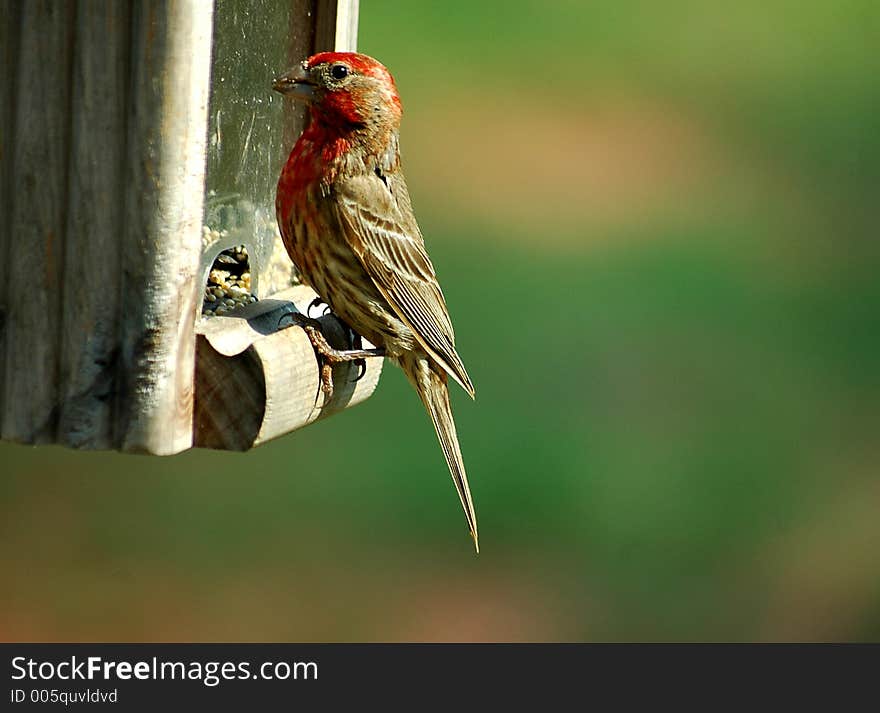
[
  {"left": 315, "top": 0, "right": 359, "bottom": 53},
  {"left": 194, "top": 286, "right": 382, "bottom": 450},
  {"left": 0, "top": 1, "right": 21, "bottom": 429},
  {"left": 117, "top": 0, "right": 215, "bottom": 454},
  {"left": 2, "top": 0, "right": 75, "bottom": 443},
  {"left": 57, "top": 2, "right": 131, "bottom": 449}
]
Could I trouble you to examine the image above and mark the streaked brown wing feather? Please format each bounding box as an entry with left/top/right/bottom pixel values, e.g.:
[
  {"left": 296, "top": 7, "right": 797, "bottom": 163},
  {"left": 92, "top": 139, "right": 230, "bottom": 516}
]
[{"left": 334, "top": 172, "right": 475, "bottom": 397}]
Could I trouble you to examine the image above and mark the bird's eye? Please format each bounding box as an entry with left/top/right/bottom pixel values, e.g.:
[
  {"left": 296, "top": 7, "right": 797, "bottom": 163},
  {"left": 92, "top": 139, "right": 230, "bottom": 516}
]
[{"left": 330, "top": 64, "right": 349, "bottom": 80}]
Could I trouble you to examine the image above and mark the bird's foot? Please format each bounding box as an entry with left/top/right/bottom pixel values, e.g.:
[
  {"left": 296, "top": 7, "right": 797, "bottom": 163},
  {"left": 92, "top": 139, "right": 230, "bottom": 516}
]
[
  {"left": 307, "top": 301, "right": 370, "bottom": 380},
  {"left": 277, "top": 309, "right": 322, "bottom": 333},
  {"left": 277, "top": 309, "right": 384, "bottom": 397},
  {"left": 302, "top": 324, "right": 384, "bottom": 396}
]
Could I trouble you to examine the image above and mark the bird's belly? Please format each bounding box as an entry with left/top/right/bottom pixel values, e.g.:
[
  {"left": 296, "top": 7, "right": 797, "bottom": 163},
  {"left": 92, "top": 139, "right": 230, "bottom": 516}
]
[{"left": 286, "top": 206, "right": 416, "bottom": 354}]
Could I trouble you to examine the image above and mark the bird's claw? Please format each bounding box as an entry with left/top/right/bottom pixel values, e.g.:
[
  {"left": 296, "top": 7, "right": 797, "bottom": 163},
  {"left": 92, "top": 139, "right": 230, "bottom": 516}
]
[
  {"left": 308, "top": 297, "right": 333, "bottom": 319},
  {"left": 277, "top": 309, "right": 321, "bottom": 332},
  {"left": 353, "top": 358, "right": 367, "bottom": 382}
]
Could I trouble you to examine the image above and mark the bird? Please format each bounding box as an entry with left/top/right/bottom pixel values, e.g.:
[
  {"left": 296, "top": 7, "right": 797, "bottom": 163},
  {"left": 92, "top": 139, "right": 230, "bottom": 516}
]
[{"left": 273, "top": 52, "right": 479, "bottom": 552}]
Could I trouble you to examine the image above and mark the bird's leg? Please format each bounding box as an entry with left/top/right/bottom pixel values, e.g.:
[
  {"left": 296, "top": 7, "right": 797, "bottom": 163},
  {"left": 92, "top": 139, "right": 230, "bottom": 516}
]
[
  {"left": 277, "top": 310, "right": 384, "bottom": 397},
  {"left": 301, "top": 325, "right": 384, "bottom": 364},
  {"left": 302, "top": 325, "right": 384, "bottom": 396}
]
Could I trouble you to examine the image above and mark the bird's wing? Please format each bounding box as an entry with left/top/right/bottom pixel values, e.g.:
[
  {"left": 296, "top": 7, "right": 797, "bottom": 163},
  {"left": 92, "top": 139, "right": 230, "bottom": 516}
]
[{"left": 333, "top": 171, "right": 474, "bottom": 397}]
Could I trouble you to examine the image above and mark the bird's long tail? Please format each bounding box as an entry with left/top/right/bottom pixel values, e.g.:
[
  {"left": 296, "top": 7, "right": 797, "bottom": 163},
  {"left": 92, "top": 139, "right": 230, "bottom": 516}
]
[{"left": 400, "top": 353, "right": 479, "bottom": 553}]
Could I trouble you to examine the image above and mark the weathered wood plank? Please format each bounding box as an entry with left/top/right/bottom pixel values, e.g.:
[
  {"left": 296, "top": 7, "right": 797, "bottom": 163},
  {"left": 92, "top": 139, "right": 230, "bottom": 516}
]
[
  {"left": 2, "top": 0, "right": 75, "bottom": 444},
  {"left": 0, "top": 1, "right": 22, "bottom": 430},
  {"left": 117, "top": 1, "right": 215, "bottom": 454},
  {"left": 194, "top": 341, "right": 265, "bottom": 451},
  {"left": 57, "top": 2, "right": 131, "bottom": 449},
  {"left": 1, "top": 0, "right": 369, "bottom": 454},
  {"left": 315, "top": 0, "right": 359, "bottom": 53},
  {"left": 194, "top": 286, "right": 382, "bottom": 450}
]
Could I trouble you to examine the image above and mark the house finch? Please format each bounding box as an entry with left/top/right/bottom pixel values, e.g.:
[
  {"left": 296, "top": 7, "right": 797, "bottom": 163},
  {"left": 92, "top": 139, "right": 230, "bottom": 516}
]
[{"left": 273, "top": 52, "right": 478, "bottom": 551}]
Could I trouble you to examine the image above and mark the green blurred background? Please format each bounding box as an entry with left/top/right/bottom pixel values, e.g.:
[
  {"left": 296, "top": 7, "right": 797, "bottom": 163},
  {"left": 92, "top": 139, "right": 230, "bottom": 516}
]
[{"left": 2, "top": 0, "right": 879, "bottom": 641}]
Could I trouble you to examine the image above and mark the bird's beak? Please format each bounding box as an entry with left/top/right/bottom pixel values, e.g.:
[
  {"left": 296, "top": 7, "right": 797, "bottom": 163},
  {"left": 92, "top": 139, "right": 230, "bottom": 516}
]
[{"left": 272, "top": 63, "right": 316, "bottom": 102}]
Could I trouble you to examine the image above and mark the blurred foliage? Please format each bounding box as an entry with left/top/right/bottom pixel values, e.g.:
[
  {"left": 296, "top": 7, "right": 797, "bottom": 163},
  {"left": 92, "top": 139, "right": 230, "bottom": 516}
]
[{"left": 1, "top": 1, "right": 878, "bottom": 641}]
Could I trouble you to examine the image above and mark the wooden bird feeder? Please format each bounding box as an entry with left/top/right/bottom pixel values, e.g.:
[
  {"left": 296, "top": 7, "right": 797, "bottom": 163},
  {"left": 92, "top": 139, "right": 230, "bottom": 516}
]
[{"left": 0, "top": 0, "right": 380, "bottom": 455}]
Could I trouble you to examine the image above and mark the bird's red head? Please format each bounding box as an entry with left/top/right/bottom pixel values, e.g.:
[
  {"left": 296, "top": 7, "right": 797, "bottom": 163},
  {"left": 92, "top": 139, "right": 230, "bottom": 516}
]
[{"left": 273, "top": 51, "right": 402, "bottom": 132}]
